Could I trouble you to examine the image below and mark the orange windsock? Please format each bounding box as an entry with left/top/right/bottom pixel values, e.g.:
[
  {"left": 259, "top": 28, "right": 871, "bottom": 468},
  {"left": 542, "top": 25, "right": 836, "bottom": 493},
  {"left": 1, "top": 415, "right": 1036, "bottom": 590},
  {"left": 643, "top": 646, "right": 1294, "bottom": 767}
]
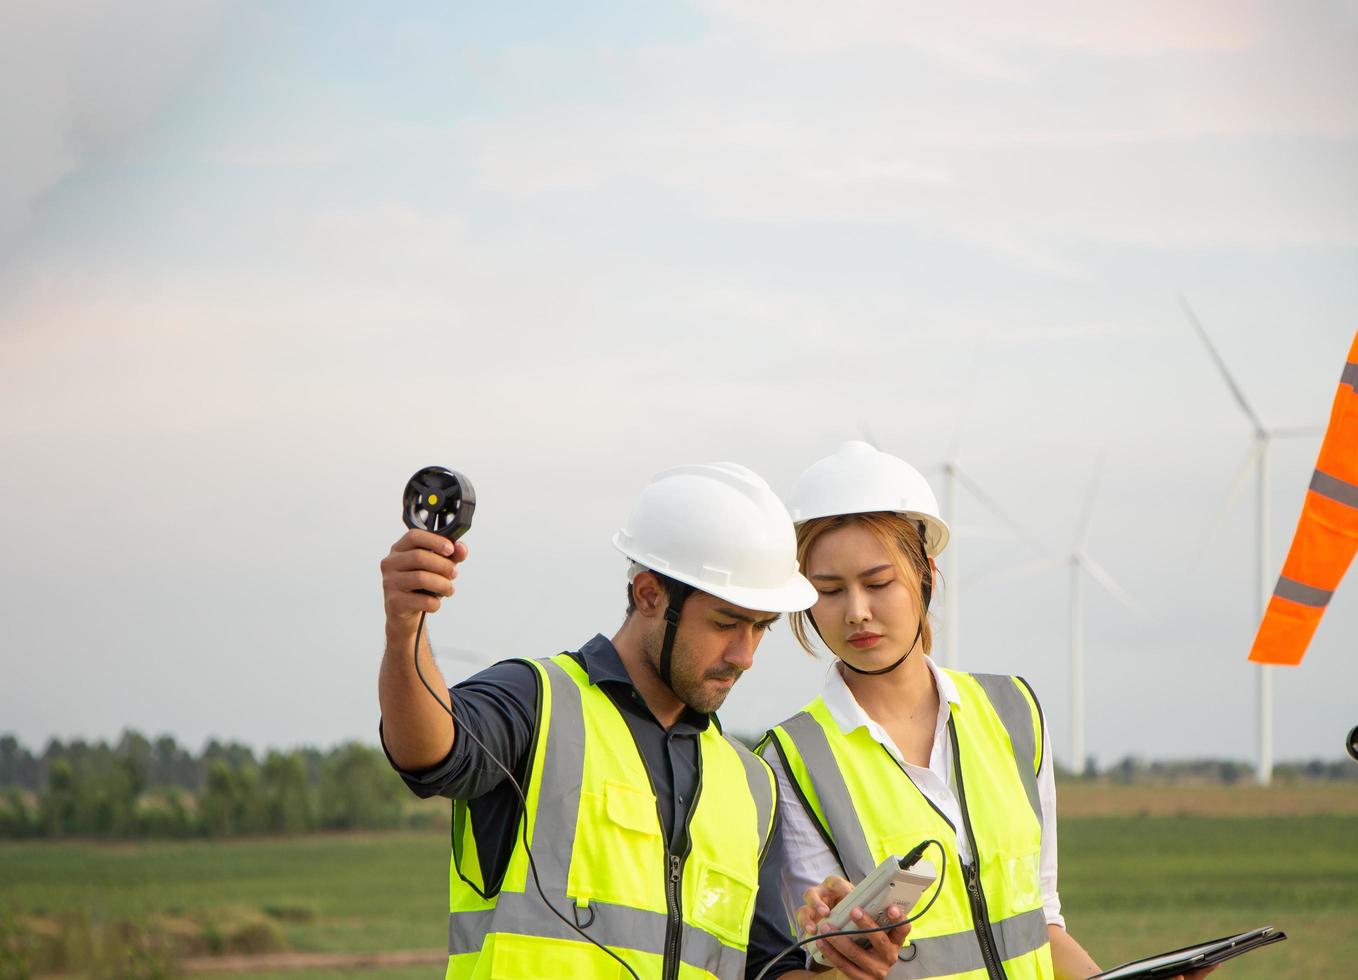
[{"left": 1249, "top": 330, "right": 1358, "bottom": 665}]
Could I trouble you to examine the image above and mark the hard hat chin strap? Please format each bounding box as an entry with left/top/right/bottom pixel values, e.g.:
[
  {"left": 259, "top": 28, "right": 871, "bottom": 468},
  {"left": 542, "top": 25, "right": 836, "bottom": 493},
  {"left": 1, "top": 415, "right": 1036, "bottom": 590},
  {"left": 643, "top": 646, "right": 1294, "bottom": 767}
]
[
  {"left": 840, "top": 620, "right": 923, "bottom": 676},
  {"left": 658, "top": 582, "right": 694, "bottom": 690}
]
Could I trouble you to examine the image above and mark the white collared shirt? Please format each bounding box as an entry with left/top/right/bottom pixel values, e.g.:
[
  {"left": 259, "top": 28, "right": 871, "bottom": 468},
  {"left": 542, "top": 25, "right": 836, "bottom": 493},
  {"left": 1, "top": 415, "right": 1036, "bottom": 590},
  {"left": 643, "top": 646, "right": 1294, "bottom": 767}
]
[{"left": 767, "top": 656, "right": 1065, "bottom": 930}]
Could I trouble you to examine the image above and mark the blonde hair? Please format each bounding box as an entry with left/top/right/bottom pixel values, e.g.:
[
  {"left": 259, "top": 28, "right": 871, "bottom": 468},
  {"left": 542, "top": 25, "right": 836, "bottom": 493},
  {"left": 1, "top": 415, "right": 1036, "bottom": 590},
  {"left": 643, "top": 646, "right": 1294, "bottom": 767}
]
[{"left": 790, "top": 512, "right": 937, "bottom": 657}]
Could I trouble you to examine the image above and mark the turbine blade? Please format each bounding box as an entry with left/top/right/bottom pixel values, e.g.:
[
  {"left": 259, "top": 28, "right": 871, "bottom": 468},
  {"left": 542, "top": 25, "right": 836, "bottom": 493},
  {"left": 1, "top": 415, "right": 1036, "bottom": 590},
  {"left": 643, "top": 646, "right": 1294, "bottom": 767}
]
[
  {"left": 1178, "top": 296, "right": 1265, "bottom": 433},
  {"left": 1189, "top": 443, "right": 1261, "bottom": 569},
  {"left": 949, "top": 330, "right": 989, "bottom": 461},
  {"left": 1271, "top": 425, "right": 1324, "bottom": 439},
  {"left": 1081, "top": 555, "right": 1144, "bottom": 617},
  {"left": 954, "top": 468, "right": 1047, "bottom": 555},
  {"left": 963, "top": 555, "right": 1064, "bottom": 590},
  {"left": 858, "top": 421, "right": 880, "bottom": 449},
  {"left": 1075, "top": 453, "right": 1106, "bottom": 552},
  {"left": 951, "top": 522, "right": 1022, "bottom": 542}
]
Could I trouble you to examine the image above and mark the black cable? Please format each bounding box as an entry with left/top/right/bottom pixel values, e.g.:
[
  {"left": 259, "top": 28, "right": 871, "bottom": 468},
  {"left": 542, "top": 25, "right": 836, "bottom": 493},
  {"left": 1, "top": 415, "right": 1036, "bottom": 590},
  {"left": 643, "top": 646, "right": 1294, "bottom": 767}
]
[
  {"left": 411, "top": 611, "right": 643, "bottom": 980},
  {"left": 751, "top": 839, "right": 948, "bottom": 980}
]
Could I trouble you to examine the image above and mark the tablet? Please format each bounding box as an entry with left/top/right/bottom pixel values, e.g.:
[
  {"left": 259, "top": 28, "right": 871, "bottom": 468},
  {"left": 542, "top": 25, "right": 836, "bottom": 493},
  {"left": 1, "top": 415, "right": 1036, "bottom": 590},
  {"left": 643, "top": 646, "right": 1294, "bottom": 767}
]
[{"left": 1090, "top": 926, "right": 1287, "bottom": 979}]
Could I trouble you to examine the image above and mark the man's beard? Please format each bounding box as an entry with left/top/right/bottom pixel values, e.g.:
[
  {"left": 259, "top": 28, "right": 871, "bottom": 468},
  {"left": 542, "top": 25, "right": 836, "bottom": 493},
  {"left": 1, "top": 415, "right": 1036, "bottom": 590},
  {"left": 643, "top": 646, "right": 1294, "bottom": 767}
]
[
  {"left": 673, "top": 659, "right": 742, "bottom": 714},
  {"left": 646, "top": 628, "right": 743, "bottom": 714}
]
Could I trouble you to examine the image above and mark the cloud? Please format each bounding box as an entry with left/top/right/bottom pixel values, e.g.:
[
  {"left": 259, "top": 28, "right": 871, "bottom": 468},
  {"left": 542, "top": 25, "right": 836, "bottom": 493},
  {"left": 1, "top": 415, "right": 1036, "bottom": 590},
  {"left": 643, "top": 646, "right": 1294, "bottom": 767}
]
[
  {"left": 469, "top": 107, "right": 1357, "bottom": 259},
  {"left": 697, "top": 0, "right": 1267, "bottom": 58},
  {"left": 449, "top": 1, "right": 1357, "bottom": 272},
  {"left": 0, "top": 1, "right": 230, "bottom": 245}
]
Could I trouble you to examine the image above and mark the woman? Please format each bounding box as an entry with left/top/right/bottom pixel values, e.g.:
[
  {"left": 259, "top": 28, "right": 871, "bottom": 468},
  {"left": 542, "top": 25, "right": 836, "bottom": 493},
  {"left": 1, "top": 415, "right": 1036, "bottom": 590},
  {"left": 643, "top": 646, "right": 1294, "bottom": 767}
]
[{"left": 761, "top": 442, "right": 1213, "bottom": 980}]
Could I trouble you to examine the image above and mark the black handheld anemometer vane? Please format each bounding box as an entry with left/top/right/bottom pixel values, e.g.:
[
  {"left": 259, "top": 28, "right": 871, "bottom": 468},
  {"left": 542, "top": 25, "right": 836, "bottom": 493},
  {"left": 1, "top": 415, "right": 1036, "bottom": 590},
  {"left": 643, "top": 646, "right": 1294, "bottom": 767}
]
[
  {"left": 403, "top": 467, "right": 476, "bottom": 595},
  {"left": 403, "top": 465, "right": 476, "bottom": 541}
]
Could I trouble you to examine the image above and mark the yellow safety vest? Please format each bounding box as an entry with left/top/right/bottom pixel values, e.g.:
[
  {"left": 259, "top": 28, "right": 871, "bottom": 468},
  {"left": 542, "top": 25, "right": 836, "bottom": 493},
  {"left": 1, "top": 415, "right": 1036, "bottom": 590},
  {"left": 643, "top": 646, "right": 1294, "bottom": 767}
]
[
  {"left": 763, "top": 670, "right": 1054, "bottom": 980},
  {"left": 446, "top": 653, "right": 778, "bottom": 980}
]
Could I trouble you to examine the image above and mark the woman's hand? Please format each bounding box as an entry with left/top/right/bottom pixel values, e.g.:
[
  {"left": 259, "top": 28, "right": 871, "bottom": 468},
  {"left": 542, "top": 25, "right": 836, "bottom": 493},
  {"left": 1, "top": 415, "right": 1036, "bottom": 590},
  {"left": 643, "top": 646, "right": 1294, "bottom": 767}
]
[{"left": 797, "top": 875, "right": 911, "bottom": 979}]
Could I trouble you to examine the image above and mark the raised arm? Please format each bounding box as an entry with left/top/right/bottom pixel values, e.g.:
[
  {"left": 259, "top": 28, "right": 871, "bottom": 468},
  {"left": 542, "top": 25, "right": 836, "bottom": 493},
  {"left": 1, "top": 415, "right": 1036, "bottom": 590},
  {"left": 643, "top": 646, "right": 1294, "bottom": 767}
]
[{"left": 378, "top": 528, "right": 467, "bottom": 770}]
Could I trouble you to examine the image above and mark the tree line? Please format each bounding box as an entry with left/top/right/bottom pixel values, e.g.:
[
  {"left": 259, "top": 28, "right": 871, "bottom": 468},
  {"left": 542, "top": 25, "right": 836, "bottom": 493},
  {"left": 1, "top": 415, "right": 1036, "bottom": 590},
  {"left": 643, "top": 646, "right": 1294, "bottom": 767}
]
[
  {"left": 1056, "top": 754, "right": 1358, "bottom": 784},
  {"left": 0, "top": 731, "right": 430, "bottom": 839},
  {"left": 4, "top": 730, "right": 1353, "bottom": 840}
]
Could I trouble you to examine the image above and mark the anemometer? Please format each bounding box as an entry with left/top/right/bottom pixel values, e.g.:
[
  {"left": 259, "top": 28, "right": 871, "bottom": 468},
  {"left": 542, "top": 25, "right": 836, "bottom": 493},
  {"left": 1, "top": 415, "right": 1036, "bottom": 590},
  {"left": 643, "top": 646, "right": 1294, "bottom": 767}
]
[
  {"left": 402, "top": 467, "right": 475, "bottom": 596},
  {"left": 403, "top": 466, "right": 476, "bottom": 541}
]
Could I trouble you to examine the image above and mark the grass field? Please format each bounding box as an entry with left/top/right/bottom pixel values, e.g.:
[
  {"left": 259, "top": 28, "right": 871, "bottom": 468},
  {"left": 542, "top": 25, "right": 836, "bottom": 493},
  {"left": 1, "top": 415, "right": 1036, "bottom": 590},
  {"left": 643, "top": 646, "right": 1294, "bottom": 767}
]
[
  {"left": 1057, "top": 813, "right": 1357, "bottom": 978},
  {"left": 2, "top": 784, "right": 1355, "bottom": 978},
  {"left": 1, "top": 833, "right": 447, "bottom": 976}
]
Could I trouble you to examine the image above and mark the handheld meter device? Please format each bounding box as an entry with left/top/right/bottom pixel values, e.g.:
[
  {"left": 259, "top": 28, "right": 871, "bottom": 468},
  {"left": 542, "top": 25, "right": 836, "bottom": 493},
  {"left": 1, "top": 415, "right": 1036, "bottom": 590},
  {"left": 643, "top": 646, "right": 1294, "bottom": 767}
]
[
  {"left": 402, "top": 466, "right": 476, "bottom": 596},
  {"left": 403, "top": 466, "right": 476, "bottom": 541},
  {"left": 809, "top": 855, "right": 938, "bottom": 965}
]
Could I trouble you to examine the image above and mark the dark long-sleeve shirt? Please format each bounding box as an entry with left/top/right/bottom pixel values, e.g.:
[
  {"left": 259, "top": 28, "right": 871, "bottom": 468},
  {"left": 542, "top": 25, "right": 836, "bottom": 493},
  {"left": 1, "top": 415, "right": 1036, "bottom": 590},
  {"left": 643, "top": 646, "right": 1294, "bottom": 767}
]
[{"left": 381, "top": 633, "right": 803, "bottom": 978}]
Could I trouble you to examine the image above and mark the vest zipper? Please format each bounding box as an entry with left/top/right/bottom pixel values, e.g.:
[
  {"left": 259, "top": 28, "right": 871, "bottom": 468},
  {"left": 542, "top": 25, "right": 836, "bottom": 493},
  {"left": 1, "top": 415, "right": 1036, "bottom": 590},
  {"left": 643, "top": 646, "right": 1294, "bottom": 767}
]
[
  {"left": 949, "top": 719, "right": 1006, "bottom": 980},
  {"left": 625, "top": 723, "right": 704, "bottom": 980},
  {"left": 663, "top": 852, "right": 683, "bottom": 980},
  {"left": 663, "top": 752, "right": 703, "bottom": 980}
]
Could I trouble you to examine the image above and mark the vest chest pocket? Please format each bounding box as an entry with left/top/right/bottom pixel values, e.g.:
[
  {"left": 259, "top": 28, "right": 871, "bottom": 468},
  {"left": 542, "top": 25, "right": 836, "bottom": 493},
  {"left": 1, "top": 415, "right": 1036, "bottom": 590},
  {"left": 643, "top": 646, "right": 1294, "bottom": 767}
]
[
  {"left": 974, "top": 817, "right": 1043, "bottom": 914},
  {"left": 569, "top": 780, "right": 665, "bottom": 911},
  {"left": 689, "top": 860, "right": 757, "bottom": 947},
  {"left": 604, "top": 779, "right": 660, "bottom": 835},
  {"left": 987, "top": 849, "right": 1041, "bottom": 913}
]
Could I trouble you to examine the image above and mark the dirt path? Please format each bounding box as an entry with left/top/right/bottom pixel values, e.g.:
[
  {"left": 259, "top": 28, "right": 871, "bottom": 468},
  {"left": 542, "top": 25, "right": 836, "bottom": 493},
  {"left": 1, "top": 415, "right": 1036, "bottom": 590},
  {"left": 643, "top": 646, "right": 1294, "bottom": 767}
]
[{"left": 1056, "top": 781, "right": 1358, "bottom": 817}]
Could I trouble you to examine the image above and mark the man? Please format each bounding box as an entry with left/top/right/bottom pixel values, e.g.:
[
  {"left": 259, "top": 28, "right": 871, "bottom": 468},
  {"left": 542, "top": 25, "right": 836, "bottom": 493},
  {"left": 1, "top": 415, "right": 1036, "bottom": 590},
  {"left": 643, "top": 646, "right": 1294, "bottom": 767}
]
[{"left": 379, "top": 461, "right": 910, "bottom": 979}]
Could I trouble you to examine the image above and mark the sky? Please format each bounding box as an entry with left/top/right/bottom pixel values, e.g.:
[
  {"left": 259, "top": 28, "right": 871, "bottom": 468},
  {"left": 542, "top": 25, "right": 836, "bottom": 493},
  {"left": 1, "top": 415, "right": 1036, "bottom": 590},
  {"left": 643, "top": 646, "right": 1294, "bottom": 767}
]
[{"left": 2, "top": 1, "right": 1356, "bottom": 772}]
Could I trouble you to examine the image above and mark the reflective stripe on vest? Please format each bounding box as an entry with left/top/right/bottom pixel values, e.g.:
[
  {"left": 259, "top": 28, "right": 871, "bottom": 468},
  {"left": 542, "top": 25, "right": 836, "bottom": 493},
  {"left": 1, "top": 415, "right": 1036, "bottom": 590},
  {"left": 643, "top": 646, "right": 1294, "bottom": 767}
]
[
  {"left": 446, "top": 654, "right": 774, "bottom": 980},
  {"left": 766, "top": 670, "right": 1053, "bottom": 980},
  {"left": 900, "top": 908, "right": 1049, "bottom": 978},
  {"left": 1251, "top": 330, "right": 1358, "bottom": 666}
]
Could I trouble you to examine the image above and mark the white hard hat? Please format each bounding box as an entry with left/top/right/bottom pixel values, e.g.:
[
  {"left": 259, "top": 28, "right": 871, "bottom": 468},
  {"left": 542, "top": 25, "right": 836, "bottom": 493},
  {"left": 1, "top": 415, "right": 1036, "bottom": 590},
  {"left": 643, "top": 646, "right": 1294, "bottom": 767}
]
[
  {"left": 613, "top": 462, "right": 817, "bottom": 613},
  {"left": 789, "top": 441, "right": 951, "bottom": 557}
]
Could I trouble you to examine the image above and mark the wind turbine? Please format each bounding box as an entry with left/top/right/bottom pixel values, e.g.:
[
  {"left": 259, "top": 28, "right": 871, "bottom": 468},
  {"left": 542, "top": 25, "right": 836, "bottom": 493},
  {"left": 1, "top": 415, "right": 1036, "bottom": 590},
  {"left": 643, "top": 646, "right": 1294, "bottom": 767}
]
[
  {"left": 937, "top": 335, "right": 1048, "bottom": 669},
  {"left": 1179, "top": 298, "right": 1321, "bottom": 787},
  {"left": 984, "top": 456, "right": 1141, "bottom": 772},
  {"left": 863, "top": 333, "right": 1056, "bottom": 670},
  {"left": 860, "top": 418, "right": 1044, "bottom": 671},
  {"left": 1067, "top": 457, "right": 1142, "bottom": 772}
]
